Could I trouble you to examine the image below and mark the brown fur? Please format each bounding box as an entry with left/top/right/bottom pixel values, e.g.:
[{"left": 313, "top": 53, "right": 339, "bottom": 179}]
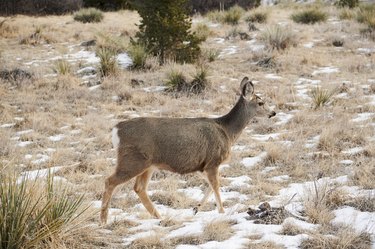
[{"left": 100, "top": 77, "right": 275, "bottom": 224}]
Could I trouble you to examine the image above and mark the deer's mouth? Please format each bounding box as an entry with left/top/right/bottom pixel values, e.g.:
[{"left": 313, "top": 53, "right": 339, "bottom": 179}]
[{"left": 268, "top": 111, "right": 276, "bottom": 118}]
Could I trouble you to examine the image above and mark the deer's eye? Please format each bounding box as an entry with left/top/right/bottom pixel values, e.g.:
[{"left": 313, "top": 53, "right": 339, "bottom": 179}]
[{"left": 258, "top": 102, "right": 264, "bottom": 106}]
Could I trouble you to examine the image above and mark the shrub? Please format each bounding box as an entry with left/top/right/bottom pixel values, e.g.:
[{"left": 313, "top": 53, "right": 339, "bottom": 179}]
[
  {"left": 96, "top": 47, "right": 118, "bottom": 77},
  {"left": 0, "top": 174, "right": 89, "bottom": 248},
  {"left": 73, "top": 8, "right": 104, "bottom": 23},
  {"left": 260, "top": 25, "right": 296, "bottom": 51},
  {"left": 133, "top": 0, "right": 201, "bottom": 64},
  {"left": 336, "top": 0, "right": 359, "bottom": 8},
  {"left": 291, "top": 8, "right": 328, "bottom": 24},
  {"left": 53, "top": 59, "right": 72, "bottom": 75},
  {"left": 246, "top": 10, "right": 268, "bottom": 23},
  {"left": 193, "top": 23, "right": 212, "bottom": 42},
  {"left": 127, "top": 43, "right": 149, "bottom": 70},
  {"left": 223, "top": 5, "right": 244, "bottom": 25}
]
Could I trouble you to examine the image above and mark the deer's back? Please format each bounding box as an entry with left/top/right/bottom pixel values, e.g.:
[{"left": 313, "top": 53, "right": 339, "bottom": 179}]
[{"left": 115, "top": 117, "right": 231, "bottom": 174}]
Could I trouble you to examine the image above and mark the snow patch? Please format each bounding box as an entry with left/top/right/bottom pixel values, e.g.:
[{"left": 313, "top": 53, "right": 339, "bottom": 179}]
[{"left": 242, "top": 152, "right": 267, "bottom": 168}]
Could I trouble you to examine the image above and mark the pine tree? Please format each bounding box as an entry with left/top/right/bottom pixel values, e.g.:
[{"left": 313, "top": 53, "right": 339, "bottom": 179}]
[{"left": 132, "top": 0, "right": 201, "bottom": 64}]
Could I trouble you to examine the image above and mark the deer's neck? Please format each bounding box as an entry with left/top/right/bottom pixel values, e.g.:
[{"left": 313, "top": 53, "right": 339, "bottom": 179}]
[{"left": 216, "top": 96, "right": 255, "bottom": 143}]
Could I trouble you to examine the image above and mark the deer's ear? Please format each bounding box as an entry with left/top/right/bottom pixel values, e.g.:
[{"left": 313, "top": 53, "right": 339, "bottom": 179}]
[{"left": 240, "top": 77, "right": 254, "bottom": 97}]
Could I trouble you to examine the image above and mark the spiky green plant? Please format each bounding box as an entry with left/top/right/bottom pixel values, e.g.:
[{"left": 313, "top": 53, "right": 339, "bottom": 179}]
[
  {"left": 53, "top": 59, "right": 72, "bottom": 75},
  {"left": 165, "top": 69, "right": 187, "bottom": 92},
  {"left": 0, "top": 173, "right": 90, "bottom": 249},
  {"left": 128, "top": 43, "right": 149, "bottom": 70},
  {"left": 190, "top": 64, "right": 209, "bottom": 94},
  {"left": 311, "top": 87, "right": 337, "bottom": 109},
  {"left": 96, "top": 47, "right": 118, "bottom": 77}
]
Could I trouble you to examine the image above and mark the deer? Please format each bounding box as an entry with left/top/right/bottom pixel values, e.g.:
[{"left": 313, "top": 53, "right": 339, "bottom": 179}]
[{"left": 100, "top": 77, "right": 276, "bottom": 224}]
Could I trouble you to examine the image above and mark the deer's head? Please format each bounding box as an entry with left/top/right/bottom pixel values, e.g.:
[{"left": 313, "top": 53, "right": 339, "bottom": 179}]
[{"left": 240, "top": 77, "right": 276, "bottom": 119}]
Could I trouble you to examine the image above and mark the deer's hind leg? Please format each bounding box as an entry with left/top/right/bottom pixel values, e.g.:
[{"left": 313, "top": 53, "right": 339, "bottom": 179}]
[
  {"left": 134, "top": 168, "right": 161, "bottom": 219},
  {"left": 101, "top": 152, "right": 150, "bottom": 224}
]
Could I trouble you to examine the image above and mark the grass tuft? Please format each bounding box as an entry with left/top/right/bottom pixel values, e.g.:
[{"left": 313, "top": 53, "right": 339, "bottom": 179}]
[
  {"left": 96, "top": 47, "right": 118, "bottom": 77},
  {"left": 73, "top": 8, "right": 104, "bottom": 23},
  {"left": 127, "top": 43, "right": 149, "bottom": 70},
  {"left": 291, "top": 8, "right": 328, "bottom": 24},
  {"left": 53, "top": 59, "right": 72, "bottom": 76},
  {"left": 260, "top": 25, "right": 296, "bottom": 51},
  {"left": 246, "top": 10, "right": 269, "bottom": 23},
  {"left": 223, "top": 5, "right": 245, "bottom": 25},
  {"left": 356, "top": 4, "right": 375, "bottom": 29}
]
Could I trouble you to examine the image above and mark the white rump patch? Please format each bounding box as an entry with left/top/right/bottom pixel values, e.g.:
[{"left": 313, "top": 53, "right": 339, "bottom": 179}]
[{"left": 112, "top": 127, "right": 120, "bottom": 149}]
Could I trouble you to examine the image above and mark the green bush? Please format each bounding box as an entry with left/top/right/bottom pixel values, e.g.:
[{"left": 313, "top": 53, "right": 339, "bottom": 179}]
[
  {"left": 336, "top": 0, "right": 359, "bottom": 8},
  {"left": 291, "top": 8, "right": 328, "bottom": 24},
  {"left": 246, "top": 10, "right": 268, "bottom": 23},
  {"left": 223, "top": 5, "right": 244, "bottom": 25},
  {"left": 260, "top": 25, "right": 296, "bottom": 51},
  {"left": 73, "top": 8, "right": 103, "bottom": 23},
  {"left": 0, "top": 174, "right": 89, "bottom": 249}
]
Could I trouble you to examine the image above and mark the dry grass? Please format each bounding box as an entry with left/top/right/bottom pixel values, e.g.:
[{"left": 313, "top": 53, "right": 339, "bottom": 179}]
[
  {"left": 300, "top": 226, "right": 372, "bottom": 249},
  {"left": 303, "top": 181, "right": 335, "bottom": 225},
  {"left": 202, "top": 219, "right": 236, "bottom": 242}
]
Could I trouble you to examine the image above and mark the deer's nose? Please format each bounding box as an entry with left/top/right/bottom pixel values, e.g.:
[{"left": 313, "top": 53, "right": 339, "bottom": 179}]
[{"left": 268, "top": 111, "right": 276, "bottom": 118}]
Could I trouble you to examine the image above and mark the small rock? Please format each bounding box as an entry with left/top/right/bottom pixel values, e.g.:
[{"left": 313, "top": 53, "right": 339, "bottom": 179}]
[{"left": 81, "top": 40, "right": 96, "bottom": 47}]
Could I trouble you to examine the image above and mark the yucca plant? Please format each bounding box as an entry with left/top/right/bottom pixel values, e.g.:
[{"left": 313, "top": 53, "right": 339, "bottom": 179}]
[
  {"left": 311, "top": 87, "right": 337, "bottom": 109},
  {"left": 96, "top": 47, "right": 118, "bottom": 77},
  {"left": 53, "top": 59, "right": 72, "bottom": 75},
  {"left": 165, "top": 69, "right": 188, "bottom": 93},
  {"left": 73, "top": 8, "right": 104, "bottom": 23},
  {"left": 0, "top": 173, "right": 90, "bottom": 249},
  {"left": 190, "top": 64, "right": 209, "bottom": 94}
]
